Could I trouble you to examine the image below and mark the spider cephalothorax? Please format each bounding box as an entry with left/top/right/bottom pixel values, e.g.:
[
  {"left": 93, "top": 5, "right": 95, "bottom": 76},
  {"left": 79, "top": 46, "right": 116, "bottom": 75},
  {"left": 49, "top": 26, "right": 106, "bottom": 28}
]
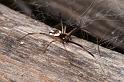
[{"left": 49, "top": 29, "right": 71, "bottom": 43}]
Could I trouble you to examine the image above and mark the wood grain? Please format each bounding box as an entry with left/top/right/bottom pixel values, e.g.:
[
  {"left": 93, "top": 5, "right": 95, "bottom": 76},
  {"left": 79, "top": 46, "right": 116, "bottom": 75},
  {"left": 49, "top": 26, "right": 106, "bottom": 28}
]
[{"left": 0, "top": 4, "right": 124, "bottom": 82}]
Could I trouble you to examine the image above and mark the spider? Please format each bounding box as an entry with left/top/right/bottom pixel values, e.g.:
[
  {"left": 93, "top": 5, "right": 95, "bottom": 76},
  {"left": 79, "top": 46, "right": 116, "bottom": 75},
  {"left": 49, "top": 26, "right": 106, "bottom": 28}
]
[
  {"left": 50, "top": 24, "right": 95, "bottom": 57},
  {"left": 18, "top": 22, "right": 95, "bottom": 58}
]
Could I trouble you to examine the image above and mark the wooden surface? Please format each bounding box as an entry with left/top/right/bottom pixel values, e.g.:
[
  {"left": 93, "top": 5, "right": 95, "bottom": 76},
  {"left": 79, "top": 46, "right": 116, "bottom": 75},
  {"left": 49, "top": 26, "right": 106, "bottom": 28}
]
[{"left": 0, "top": 4, "right": 124, "bottom": 82}]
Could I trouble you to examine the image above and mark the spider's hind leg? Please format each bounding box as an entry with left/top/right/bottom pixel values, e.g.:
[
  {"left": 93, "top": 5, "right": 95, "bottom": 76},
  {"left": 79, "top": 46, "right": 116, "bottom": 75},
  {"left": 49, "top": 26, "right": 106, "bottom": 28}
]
[{"left": 68, "top": 40, "right": 95, "bottom": 58}]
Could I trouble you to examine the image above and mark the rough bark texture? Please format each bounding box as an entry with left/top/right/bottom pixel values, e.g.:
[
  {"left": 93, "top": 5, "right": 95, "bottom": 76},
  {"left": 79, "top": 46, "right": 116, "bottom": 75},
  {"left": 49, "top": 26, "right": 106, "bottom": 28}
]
[{"left": 0, "top": 4, "right": 124, "bottom": 82}]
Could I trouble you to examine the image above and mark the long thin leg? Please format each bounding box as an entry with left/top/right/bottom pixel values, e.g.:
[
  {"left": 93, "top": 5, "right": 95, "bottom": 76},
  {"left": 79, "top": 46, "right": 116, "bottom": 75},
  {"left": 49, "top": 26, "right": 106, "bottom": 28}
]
[
  {"left": 17, "top": 32, "right": 50, "bottom": 41},
  {"left": 69, "top": 41, "right": 106, "bottom": 77},
  {"left": 96, "top": 38, "right": 106, "bottom": 73},
  {"left": 18, "top": 32, "right": 56, "bottom": 54},
  {"left": 67, "top": 27, "right": 80, "bottom": 37},
  {"left": 68, "top": 40, "right": 95, "bottom": 57},
  {"left": 61, "top": 20, "right": 64, "bottom": 34},
  {"left": 81, "top": 0, "right": 96, "bottom": 17},
  {"left": 43, "top": 40, "right": 55, "bottom": 53},
  {"left": 64, "top": 26, "right": 67, "bottom": 34},
  {"left": 62, "top": 43, "right": 69, "bottom": 56}
]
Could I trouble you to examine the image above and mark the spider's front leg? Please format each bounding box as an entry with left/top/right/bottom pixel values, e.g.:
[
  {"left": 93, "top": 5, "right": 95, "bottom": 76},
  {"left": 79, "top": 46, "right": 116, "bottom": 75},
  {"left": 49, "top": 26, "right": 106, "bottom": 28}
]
[
  {"left": 17, "top": 32, "right": 50, "bottom": 41},
  {"left": 17, "top": 31, "right": 59, "bottom": 54}
]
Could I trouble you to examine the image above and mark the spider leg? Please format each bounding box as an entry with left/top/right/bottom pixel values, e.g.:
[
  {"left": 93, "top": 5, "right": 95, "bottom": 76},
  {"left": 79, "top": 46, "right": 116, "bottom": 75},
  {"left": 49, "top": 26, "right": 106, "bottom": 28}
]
[
  {"left": 62, "top": 42, "right": 68, "bottom": 55},
  {"left": 17, "top": 32, "right": 50, "bottom": 41},
  {"left": 69, "top": 41, "right": 106, "bottom": 75},
  {"left": 43, "top": 40, "right": 55, "bottom": 53},
  {"left": 18, "top": 32, "right": 56, "bottom": 54},
  {"left": 68, "top": 40, "right": 95, "bottom": 58},
  {"left": 64, "top": 26, "right": 67, "bottom": 34},
  {"left": 67, "top": 27, "right": 80, "bottom": 37},
  {"left": 81, "top": 0, "right": 96, "bottom": 17},
  {"left": 61, "top": 20, "right": 64, "bottom": 34}
]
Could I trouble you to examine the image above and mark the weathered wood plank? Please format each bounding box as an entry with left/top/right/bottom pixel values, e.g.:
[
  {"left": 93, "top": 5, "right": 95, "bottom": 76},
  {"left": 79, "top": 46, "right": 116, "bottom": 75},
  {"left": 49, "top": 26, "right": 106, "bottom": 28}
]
[{"left": 0, "top": 4, "right": 124, "bottom": 82}]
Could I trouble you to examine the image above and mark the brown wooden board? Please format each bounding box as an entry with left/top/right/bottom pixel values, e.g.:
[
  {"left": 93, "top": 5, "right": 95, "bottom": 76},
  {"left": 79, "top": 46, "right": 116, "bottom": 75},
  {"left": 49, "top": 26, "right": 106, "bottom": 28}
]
[{"left": 0, "top": 4, "right": 124, "bottom": 82}]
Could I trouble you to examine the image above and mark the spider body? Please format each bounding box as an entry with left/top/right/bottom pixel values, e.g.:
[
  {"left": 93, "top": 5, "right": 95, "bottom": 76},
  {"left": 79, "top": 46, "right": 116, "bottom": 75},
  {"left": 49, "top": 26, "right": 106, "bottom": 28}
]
[
  {"left": 59, "top": 33, "right": 71, "bottom": 43},
  {"left": 18, "top": 24, "right": 94, "bottom": 57},
  {"left": 49, "top": 29, "right": 71, "bottom": 43},
  {"left": 48, "top": 25, "right": 95, "bottom": 57}
]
